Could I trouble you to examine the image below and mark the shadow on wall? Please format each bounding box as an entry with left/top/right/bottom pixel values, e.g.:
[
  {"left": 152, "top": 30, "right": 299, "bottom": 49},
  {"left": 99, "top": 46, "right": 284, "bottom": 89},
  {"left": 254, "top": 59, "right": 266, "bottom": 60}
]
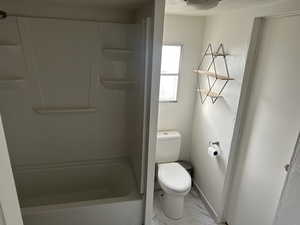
[
  {"left": 191, "top": 69, "right": 239, "bottom": 217},
  {"left": 216, "top": 153, "right": 226, "bottom": 174}
]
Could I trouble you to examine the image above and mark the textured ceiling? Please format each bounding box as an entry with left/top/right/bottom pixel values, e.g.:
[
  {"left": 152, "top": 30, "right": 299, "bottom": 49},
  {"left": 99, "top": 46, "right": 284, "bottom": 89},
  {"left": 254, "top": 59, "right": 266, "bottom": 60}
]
[{"left": 165, "top": 0, "right": 284, "bottom": 15}]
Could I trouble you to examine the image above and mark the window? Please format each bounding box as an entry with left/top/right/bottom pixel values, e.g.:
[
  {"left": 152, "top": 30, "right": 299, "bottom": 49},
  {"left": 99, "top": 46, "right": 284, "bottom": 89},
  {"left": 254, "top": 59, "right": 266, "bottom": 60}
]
[{"left": 159, "top": 45, "right": 182, "bottom": 102}]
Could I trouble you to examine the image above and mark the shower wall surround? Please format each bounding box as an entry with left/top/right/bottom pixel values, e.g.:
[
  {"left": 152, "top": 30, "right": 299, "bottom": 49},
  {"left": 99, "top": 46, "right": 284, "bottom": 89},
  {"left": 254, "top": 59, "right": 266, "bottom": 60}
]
[{"left": 0, "top": 17, "right": 143, "bottom": 175}]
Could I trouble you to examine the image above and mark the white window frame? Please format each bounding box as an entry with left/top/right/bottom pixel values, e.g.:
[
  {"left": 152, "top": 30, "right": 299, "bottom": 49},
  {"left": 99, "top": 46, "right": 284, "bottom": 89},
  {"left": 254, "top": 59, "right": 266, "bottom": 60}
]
[{"left": 159, "top": 44, "right": 183, "bottom": 103}]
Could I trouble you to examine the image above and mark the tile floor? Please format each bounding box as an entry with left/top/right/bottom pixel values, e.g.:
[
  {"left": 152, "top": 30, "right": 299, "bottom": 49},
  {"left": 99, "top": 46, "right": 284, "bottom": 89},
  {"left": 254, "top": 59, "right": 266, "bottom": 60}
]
[{"left": 152, "top": 187, "right": 217, "bottom": 225}]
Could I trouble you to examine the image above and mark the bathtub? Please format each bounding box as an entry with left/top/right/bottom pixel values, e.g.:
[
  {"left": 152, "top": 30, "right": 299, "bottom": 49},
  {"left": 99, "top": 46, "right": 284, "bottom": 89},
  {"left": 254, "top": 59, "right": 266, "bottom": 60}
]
[{"left": 14, "top": 158, "right": 143, "bottom": 225}]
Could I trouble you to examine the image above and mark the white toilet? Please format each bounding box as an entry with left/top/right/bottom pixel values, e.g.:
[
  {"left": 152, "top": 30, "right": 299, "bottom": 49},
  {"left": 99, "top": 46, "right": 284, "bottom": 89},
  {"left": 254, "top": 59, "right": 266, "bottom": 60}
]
[{"left": 156, "top": 131, "right": 191, "bottom": 219}]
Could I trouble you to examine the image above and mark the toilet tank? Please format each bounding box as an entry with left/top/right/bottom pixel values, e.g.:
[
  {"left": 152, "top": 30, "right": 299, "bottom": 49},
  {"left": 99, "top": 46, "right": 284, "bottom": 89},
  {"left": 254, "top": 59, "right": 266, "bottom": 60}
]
[{"left": 156, "top": 131, "right": 181, "bottom": 163}]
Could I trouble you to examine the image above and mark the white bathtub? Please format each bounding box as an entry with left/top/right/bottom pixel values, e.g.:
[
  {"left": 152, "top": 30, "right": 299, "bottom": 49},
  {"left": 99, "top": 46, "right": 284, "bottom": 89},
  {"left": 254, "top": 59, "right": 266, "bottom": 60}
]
[{"left": 14, "top": 158, "right": 143, "bottom": 225}]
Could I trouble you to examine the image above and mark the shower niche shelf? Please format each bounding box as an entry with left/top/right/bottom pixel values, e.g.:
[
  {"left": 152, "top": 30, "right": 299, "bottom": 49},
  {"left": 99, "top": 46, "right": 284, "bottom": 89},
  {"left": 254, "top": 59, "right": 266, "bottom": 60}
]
[
  {"left": 0, "top": 44, "right": 19, "bottom": 47},
  {"left": 194, "top": 43, "right": 234, "bottom": 104},
  {"left": 33, "top": 107, "right": 96, "bottom": 114},
  {"left": 101, "top": 46, "right": 135, "bottom": 90},
  {"left": 103, "top": 48, "right": 133, "bottom": 54},
  {"left": 0, "top": 77, "right": 25, "bottom": 89},
  {"left": 99, "top": 76, "right": 136, "bottom": 90},
  {"left": 102, "top": 48, "right": 133, "bottom": 60}
]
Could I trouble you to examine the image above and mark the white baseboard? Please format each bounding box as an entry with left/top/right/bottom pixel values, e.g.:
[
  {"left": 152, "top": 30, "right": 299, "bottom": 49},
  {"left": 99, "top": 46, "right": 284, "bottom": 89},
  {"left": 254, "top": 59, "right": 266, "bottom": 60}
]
[{"left": 193, "top": 181, "right": 226, "bottom": 224}]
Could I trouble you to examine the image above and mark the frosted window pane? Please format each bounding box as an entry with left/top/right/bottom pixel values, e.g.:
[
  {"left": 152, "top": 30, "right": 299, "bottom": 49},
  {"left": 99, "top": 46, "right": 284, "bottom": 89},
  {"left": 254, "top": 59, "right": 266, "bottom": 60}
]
[
  {"left": 161, "top": 45, "right": 181, "bottom": 74},
  {"left": 159, "top": 76, "right": 178, "bottom": 102}
]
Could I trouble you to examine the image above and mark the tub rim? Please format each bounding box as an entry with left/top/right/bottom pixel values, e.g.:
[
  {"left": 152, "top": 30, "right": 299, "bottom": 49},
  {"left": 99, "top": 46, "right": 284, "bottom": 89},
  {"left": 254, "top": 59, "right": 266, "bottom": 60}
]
[{"left": 17, "top": 157, "right": 142, "bottom": 215}]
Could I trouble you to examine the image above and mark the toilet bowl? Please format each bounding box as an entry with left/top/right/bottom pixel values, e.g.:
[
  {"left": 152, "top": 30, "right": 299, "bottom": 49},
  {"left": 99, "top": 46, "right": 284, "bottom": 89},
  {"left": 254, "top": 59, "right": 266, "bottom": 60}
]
[
  {"left": 157, "top": 162, "right": 191, "bottom": 219},
  {"left": 156, "top": 131, "right": 192, "bottom": 219}
]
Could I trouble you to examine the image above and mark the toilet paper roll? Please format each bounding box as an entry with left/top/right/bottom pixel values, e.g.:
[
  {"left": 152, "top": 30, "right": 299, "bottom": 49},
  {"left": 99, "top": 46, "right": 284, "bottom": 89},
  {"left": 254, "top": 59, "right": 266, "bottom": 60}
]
[{"left": 208, "top": 145, "right": 220, "bottom": 157}]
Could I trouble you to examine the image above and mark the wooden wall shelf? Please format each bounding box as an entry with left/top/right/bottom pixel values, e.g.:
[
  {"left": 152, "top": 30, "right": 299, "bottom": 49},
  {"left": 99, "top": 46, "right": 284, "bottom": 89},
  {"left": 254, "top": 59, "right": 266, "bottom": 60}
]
[
  {"left": 193, "top": 70, "right": 234, "bottom": 80},
  {"left": 204, "top": 53, "right": 229, "bottom": 57},
  {"left": 196, "top": 88, "right": 219, "bottom": 98}
]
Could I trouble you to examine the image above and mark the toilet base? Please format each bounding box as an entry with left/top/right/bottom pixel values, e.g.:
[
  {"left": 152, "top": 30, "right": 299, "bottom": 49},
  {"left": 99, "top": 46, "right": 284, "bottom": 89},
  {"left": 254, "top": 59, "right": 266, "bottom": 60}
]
[{"left": 160, "top": 192, "right": 184, "bottom": 219}]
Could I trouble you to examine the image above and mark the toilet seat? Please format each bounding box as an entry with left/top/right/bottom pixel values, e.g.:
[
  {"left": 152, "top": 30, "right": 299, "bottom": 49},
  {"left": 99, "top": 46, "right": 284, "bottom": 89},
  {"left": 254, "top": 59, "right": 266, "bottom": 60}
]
[{"left": 158, "top": 162, "right": 191, "bottom": 195}]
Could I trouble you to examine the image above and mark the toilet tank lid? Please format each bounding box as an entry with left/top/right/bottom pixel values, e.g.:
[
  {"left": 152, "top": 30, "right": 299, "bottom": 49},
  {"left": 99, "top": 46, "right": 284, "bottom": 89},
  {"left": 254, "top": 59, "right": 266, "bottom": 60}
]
[{"left": 157, "top": 131, "right": 181, "bottom": 140}]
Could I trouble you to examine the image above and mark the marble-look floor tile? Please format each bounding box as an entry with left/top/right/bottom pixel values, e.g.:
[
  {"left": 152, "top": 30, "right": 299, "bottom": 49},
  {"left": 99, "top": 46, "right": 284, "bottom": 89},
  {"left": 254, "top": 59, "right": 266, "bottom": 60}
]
[{"left": 152, "top": 187, "right": 217, "bottom": 225}]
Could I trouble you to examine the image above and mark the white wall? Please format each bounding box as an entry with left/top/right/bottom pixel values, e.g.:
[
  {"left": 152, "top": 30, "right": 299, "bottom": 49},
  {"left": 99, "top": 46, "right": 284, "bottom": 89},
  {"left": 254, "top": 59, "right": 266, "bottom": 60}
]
[
  {"left": 227, "top": 15, "right": 300, "bottom": 225},
  {"left": 190, "top": 0, "right": 300, "bottom": 222},
  {"left": 274, "top": 135, "right": 300, "bottom": 225},
  {"left": 190, "top": 14, "right": 254, "bottom": 217},
  {"left": 158, "top": 15, "right": 204, "bottom": 160}
]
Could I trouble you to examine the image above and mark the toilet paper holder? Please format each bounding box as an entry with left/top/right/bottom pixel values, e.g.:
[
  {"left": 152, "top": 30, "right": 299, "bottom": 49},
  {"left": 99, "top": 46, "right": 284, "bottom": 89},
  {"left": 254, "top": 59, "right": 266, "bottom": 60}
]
[
  {"left": 208, "top": 141, "right": 221, "bottom": 157},
  {"left": 209, "top": 141, "right": 220, "bottom": 146}
]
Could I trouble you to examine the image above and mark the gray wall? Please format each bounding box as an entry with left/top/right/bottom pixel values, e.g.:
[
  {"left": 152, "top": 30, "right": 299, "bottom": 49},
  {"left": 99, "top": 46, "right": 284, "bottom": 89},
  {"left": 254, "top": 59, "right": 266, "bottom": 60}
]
[
  {"left": 0, "top": 1, "right": 134, "bottom": 23},
  {"left": 158, "top": 15, "right": 204, "bottom": 160},
  {"left": 0, "top": 17, "right": 142, "bottom": 170}
]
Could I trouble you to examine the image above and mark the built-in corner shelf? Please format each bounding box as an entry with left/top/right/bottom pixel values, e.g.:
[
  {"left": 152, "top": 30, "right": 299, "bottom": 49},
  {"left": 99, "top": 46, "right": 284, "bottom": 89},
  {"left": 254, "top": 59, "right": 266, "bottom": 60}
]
[
  {"left": 0, "top": 44, "right": 21, "bottom": 51},
  {"left": 0, "top": 45, "right": 19, "bottom": 48},
  {"left": 196, "top": 88, "right": 219, "bottom": 98},
  {"left": 0, "top": 77, "right": 25, "bottom": 89},
  {"left": 99, "top": 77, "right": 136, "bottom": 90},
  {"left": 103, "top": 48, "right": 133, "bottom": 54},
  {"left": 193, "top": 70, "right": 234, "bottom": 80},
  {"left": 102, "top": 48, "right": 133, "bottom": 60},
  {"left": 32, "top": 107, "right": 96, "bottom": 114},
  {"left": 101, "top": 47, "right": 135, "bottom": 89}
]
